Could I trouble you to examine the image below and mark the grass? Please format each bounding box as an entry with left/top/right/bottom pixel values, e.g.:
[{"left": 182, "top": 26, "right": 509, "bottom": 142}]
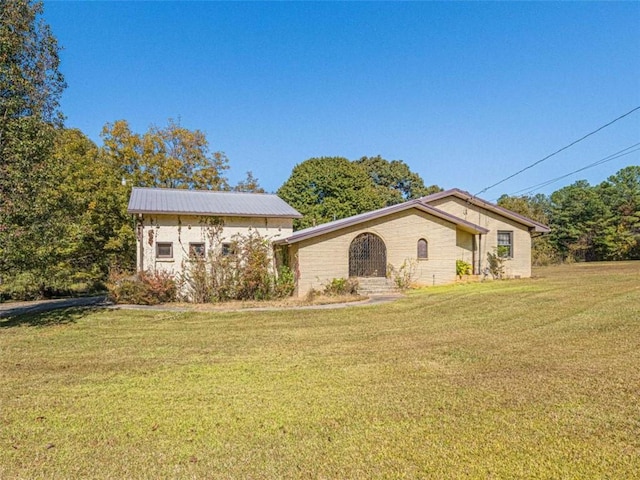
[
  {"left": 1, "top": 261, "right": 638, "bottom": 479},
  {"left": 167, "top": 292, "right": 368, "bottom": 311}
]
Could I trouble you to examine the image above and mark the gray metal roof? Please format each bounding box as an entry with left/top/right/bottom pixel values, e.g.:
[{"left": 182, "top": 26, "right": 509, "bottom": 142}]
[{"left": 127, "top": 187, "right": 302, "bottom": 218}]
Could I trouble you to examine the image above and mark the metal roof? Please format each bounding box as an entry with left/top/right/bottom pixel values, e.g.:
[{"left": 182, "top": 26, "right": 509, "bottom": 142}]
[
  {"left": 127, "top": 187, "right": 302, "bottom": 218},
  {"left": 275, "top": 199, "right": 488, "bottom": 245},
  {"left": 420, "top": 188, "right": 551, "bottom": 233}
]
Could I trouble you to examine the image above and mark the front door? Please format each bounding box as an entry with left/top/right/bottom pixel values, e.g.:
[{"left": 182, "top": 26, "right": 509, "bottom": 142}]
[{"left": 349, "top": 233, "right": 386, "bottom": 277}]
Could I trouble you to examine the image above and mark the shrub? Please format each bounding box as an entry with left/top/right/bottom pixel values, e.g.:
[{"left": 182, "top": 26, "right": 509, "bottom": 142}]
[
  {"left": 388, "top": 259, "right": 417, "bottom": 290},
  {"left": 139, "top": 270, "right": 177, "bottom": 303},
  {"left": 0, "top": 272, "right": 41, "bottom": 301},
  {"left": 486, "top": 247, "right": 508, "bottom": 280},
  {"left": 324, "top": 278, "right": 358, "bottom": 296},
  {"left": 532, "top": 237, "right": 561, "bottom": 266},
  {"left": 181, "top": 230, "right": 291, "bottom": 302},
  {"left": 180, "top": 258, "right": 214, "bottom": 303},
  {"left": 274, "top": 266, "right": 295, "bottom": 298},
  {"left": 236, "top": 233, "right": 273, "bottom": 300},
  {"left": 456, "top": 259, "right": 472, "bottom": 278},
  {"left": 107, "top": 270, "right": 177, "bottom": 305}
]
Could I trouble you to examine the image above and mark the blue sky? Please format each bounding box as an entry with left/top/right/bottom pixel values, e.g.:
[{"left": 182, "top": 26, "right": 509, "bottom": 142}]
[{"left": 44, "top": 1, "right": 639, "bottom": 198}]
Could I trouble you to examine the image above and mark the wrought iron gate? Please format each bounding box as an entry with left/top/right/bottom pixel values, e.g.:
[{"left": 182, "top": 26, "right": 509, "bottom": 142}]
[{"left": 349, "top": 233, "right": 386, "bottom": 277}]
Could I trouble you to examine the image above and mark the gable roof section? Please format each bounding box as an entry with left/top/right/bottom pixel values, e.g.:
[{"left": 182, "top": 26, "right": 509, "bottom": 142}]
[
  {"left": 420, "top": 188, "right": 551, "bottom": 233},
  {"left": 275, "top": 199, "right": 488, "bottom": 245},
  {"left": 127, "top": 187, "right": 302, "bottom": 218}
]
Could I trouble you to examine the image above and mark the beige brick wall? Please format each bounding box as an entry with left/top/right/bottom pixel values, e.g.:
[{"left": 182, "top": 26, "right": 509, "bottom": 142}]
[
  {"left": 428, "top": 197, "right": 532, "bottom": 278},
  {"left": 135, "top": 214, "right": 293, "bottom": 276},
  {"left": 289, "top": 208, "right": 460, "bottom": 296}
]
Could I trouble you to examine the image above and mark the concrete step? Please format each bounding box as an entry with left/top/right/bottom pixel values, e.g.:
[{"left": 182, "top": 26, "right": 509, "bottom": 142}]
[{"left": 353, "top": 277, "right": 399, "bottom": 296}]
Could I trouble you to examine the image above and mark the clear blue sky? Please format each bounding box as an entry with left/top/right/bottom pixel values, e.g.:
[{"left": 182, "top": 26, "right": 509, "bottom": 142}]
[{"left": 44, "top": 1, "right": 640, "bottom": 199}]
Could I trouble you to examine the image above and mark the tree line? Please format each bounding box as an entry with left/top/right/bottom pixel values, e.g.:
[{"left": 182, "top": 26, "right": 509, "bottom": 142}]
[
  {"left": 498, "top": 166, "right": 640, "bottom": 264},
  {"left": 1, "top": 0, "right": 638, "bottom": 300}
]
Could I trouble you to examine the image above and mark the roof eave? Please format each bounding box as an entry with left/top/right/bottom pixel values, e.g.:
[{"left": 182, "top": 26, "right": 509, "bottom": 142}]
[
  {"left": 422, "top": 188, "right": 551, "bottom": 233},
  {"left": 277, "top": 200, "right": 488, "bottom": 245},
  {"left": 127, "top": 209, "right": 302, "bottom": 219}
]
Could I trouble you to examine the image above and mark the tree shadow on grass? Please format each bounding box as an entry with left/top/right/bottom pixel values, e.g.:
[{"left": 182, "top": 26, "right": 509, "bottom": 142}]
[{"left": 0, "top": 304, "right": 107, "bottom": 328}]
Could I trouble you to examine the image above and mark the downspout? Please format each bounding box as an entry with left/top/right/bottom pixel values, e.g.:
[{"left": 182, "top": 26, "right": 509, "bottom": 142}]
[
  {"left": 472, "top": 234, "right": 477, "bottom": 275},
  {"left": 137, "top": 214, "right": 144, "bottom": 272},
  {"left": 478, "top": 234, "right": 482, "bottom": 274}
]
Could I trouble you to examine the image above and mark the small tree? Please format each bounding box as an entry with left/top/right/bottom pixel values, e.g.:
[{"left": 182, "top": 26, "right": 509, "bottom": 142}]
[
  {"left": 486, "top": 247, "right": 508, "bottom": 279},
  {"left": 387, "top": 259, "right": 417, "bottom": 290}
]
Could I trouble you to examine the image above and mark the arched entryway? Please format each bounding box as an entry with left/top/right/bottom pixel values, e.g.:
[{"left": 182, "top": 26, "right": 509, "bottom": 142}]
[{"left": 349, "top": 233, "right": 387, "bottom": 277}]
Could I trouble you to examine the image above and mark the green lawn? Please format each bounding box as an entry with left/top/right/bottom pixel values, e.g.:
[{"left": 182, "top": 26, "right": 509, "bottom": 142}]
[{"left": 1, "top": 262, "right": 639, "bottom": 479}]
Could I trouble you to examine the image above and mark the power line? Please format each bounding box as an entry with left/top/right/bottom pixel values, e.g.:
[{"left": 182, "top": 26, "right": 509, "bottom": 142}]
[
  {"left": 474, "top": 105, "right": 640, "bottom": 196},
  {"left": 503, "top": 142, "right": 640, "bottom": 197}
]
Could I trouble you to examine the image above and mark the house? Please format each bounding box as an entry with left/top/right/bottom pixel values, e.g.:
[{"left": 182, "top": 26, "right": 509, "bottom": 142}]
[
  {"left": 421, "top": 188, "right": 550, "bottom": 278},
  {"left": 274, "top": 189, "right": 549, "bottom": 296},
  {"left": 128, "top": 187, "right": 549, "bottom": 298},
  {"left": 127, "top": 187, "right": 302, "bottom": 274}
]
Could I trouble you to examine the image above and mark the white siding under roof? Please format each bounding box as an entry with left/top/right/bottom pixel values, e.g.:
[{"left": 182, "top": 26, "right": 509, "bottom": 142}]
[{"left": 127, "top": 187, "right": 302, "bottom": 218}]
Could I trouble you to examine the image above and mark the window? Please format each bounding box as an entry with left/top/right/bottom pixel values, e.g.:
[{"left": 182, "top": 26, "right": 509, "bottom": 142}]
[
  {"left": 417, "top": 238, "right": 428, "bottom": 259},
  {"left": 221, "top": 242, "right": 234, "bottom": 257},
  {"left": 156, "top": 242, "right": 173, "bottom": 259},
  {"left": 189, "top": 242, "right": 205, "bottom": 259},
  {"left": 497, "top": 231, "right": 513, "bottom": 258}
]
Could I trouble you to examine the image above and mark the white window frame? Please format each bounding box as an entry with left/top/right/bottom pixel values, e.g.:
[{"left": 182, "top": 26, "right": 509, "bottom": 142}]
[{"left": 497, "top": 231, "right": 513, "bottom": 258}]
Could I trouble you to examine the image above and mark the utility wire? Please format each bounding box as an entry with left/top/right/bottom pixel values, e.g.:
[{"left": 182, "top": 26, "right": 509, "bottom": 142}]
[
  {"left": 503, "top": 142, "right": 640, "bottom": 197},
  {"left": 474, "top": 105, "right": 640, "bottom": 196}
]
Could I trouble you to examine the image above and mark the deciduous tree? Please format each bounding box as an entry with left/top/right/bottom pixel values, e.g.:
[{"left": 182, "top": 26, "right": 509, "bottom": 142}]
[
  {"left": 0, "top": 0, "right": 66, "bottom": 289},
  {"left": 278, "top": 157, "right": 385, "bottom": 229},
  {"left": 234, "top": 171, "right": 265, "bottom": 193},
  {"left": 51, "top": 129, "right": 136, "bottom": 275},
  {"left": 355, "top": 156, "right": 441, "bottom": 205},
  {"left": 100, "top": 119, "right": 230, "bottom": 190}
]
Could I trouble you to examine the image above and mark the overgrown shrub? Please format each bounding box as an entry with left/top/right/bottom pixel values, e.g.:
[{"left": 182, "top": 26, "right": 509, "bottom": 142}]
[
  {"left": 107, "top": 270, "right": 177, "bottom": 305},
  {"left": 275, "top": 266, "right": 296, "bottom": 298},
  {"left": 387, "top": 259, "right": 417, "bottom": 290},
  {"left": 236, "top": 232, "right": 273, "bottom": 300},
  {"left": 486, "top": 247, "right": 508, "bottom": 280},
  {"left": 181, "top": 230, "right": 294, "bottom": 302},
  {"left": 323, "top": 277, "right": 359, "bottom": 296}
]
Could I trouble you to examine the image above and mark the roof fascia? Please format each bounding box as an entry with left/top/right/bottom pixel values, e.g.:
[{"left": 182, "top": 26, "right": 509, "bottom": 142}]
[
  {"left": 127, "top": 209, "right": 302, "bottom": 219},
  {"left": 276, "top": 200, "right": 488, "bottom": 245},
  {"left": 421, "top": 188, "right": 550, "bottom": 233}
]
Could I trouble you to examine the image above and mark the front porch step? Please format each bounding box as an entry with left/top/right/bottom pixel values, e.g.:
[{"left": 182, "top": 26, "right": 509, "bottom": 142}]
[{"left": 354, "top": 277, "right": 399, "bottom": 296}]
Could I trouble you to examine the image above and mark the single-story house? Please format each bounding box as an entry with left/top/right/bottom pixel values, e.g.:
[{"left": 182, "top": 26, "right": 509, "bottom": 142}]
[
  {"left": 128, "top": 187, "right": 549, "bottom": 297},
  {"left": 274, "top": 188, "right": 549, "bottom": 296},
  {"left": 127, "top": 187, "right": 302, "bottom": 274}
]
